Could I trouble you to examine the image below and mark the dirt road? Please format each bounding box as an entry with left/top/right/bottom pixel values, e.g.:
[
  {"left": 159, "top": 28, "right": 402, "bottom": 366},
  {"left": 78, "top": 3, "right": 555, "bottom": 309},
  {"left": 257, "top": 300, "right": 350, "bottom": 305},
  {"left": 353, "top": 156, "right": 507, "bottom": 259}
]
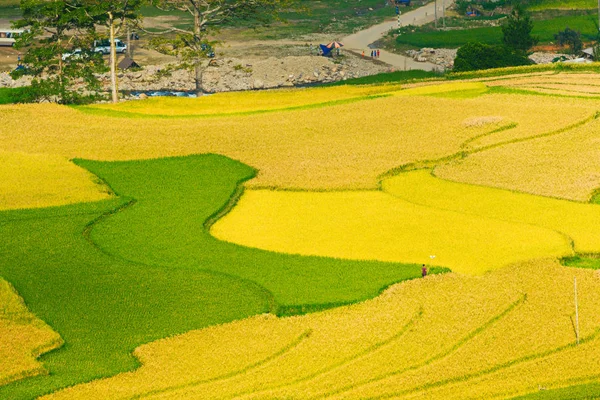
[{"left": 342, "top": 0, "right": 455, "bottom": 71}]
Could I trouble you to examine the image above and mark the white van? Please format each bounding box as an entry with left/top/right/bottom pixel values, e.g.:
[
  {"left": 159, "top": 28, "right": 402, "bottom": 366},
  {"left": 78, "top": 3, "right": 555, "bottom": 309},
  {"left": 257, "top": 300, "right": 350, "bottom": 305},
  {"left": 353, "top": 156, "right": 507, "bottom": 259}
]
[
  {"left": 0, "top": 29, "right": 25, "bottom": 47},
  {"left": 93, "top": 39, "right": 127, "bottom": 55}
]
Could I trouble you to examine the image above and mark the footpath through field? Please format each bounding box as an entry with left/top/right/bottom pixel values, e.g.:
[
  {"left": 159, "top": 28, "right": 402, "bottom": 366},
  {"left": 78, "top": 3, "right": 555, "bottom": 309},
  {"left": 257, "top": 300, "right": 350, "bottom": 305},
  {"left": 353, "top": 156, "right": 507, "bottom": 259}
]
[{"left": 342, "top": 0, "right": 455, "bottom": 71}]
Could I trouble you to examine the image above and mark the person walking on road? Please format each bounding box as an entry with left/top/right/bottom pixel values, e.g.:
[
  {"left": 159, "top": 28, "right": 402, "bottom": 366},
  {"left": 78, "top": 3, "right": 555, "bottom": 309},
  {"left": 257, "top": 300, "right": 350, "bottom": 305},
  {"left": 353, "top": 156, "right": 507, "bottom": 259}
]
[{"left": 377, "top": 49, "right": 380, "bottom": 58}]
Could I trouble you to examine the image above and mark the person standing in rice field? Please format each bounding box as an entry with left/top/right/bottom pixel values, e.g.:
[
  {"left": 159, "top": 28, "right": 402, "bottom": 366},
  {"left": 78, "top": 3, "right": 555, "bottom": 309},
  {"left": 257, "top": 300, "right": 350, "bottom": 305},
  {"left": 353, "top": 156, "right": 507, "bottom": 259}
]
[{"left": 422, "top": 264, "right": 427, "bottom": 277}]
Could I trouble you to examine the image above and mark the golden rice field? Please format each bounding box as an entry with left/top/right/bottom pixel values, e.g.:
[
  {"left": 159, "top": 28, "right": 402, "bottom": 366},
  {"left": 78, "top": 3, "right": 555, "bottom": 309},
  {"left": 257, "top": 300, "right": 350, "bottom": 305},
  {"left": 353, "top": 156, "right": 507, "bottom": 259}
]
[
  {"left": 5, "top": 72, "right": 600, "bottom": 399},
  {"left": 485, "top": 72, "right": 600, "bottom": 98},
  {"left": 43, "top": 260, "right": 600, "bottom": 400},
  {"left": 435, "top": 115, "right": 600, "bottom": 201},
  {"left": 383, "top": 170, "right": 600, "bottom": 253},
  {"left": 0, "top": 152, "right": 112, "bottom": 211},
  {"left": 0, "top": 279, "right": 62, "bottom": 386},
  {"left": 0, "top": 88, "right": 597, "bottom": 190},
  {"left": 211, "top": 188, "right": 571, "bottom": 275}
]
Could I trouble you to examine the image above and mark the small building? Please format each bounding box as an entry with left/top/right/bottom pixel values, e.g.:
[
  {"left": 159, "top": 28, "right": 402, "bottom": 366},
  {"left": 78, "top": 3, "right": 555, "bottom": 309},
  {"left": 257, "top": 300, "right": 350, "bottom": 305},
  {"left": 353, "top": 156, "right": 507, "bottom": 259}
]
[
  {"left": 118, "top": 57, "right": 140, "bottom": 70},
  {"left": 581, "top": 47, "right": 595, "bottom": 61}
]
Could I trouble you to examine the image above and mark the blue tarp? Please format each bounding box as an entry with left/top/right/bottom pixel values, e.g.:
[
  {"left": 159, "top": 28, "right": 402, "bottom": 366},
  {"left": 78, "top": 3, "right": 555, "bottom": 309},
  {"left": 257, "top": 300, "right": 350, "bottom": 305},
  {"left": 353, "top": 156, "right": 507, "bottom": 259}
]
[{"left": 320, "top": 44, "right": 332, "bottom": 56}]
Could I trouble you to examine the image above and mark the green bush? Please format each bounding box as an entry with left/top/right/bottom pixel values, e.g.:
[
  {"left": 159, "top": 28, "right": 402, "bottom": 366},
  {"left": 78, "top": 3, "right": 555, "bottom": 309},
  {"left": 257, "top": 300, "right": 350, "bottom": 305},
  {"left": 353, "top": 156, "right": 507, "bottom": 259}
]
[{"left": 453, "top": 42, "right": 533, "bottom": 72}]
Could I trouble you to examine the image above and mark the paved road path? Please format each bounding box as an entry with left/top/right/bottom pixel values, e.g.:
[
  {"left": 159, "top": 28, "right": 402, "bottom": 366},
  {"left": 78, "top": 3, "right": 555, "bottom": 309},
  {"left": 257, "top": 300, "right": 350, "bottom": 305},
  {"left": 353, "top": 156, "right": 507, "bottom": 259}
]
[{"left": 342, "top": 0, "right": 455, "bottom": 71}]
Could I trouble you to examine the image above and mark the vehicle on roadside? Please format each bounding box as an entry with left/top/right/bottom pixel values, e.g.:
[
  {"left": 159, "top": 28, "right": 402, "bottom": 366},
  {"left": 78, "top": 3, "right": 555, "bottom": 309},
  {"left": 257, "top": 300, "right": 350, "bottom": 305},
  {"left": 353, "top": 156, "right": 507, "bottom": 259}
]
[
  {"left": 0, "top": 29, "right": 25, "bottom": 47},
  {"left": 61, "top": 49, "right": 83, "bottom": 60},
  {"left": 93, "top": 39, "right": 127, "bottom": 55}
]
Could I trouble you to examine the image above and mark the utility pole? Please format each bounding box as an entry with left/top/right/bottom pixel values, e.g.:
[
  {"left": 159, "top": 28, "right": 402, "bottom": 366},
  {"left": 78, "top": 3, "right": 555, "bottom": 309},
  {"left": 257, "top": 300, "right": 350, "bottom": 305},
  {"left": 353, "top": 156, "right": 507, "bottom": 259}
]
[
  {"left": 434, "top": 0, "right": 438, "bottom": 28},
  {"left": 442, "top": 0, "right": 446, "bottom": 28},
  {"left": 574, "top": 277, "right": 580, "bottom": 345}
]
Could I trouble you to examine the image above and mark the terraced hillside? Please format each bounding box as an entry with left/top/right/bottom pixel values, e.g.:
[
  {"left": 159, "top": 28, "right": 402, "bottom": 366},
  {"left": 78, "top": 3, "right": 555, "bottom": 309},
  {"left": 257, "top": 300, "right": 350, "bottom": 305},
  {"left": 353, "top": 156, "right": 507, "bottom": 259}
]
[{"left": 2, "top": 70, "right": 600, "bottom": 399}]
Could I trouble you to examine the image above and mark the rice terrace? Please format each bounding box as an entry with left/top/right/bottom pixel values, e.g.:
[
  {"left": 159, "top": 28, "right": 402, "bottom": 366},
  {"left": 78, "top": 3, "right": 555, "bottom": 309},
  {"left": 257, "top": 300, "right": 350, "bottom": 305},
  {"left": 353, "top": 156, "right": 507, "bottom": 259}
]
[{"left": 2, "top": 64, "right": 600, "bottom": 399}]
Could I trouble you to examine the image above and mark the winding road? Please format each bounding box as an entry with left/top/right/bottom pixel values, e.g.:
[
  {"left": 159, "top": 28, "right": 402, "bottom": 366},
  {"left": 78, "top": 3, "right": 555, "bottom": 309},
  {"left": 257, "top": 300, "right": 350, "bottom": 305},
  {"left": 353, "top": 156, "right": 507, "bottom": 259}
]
[{"left": 342, "top": 0, "right": 455, "bottom": 71}]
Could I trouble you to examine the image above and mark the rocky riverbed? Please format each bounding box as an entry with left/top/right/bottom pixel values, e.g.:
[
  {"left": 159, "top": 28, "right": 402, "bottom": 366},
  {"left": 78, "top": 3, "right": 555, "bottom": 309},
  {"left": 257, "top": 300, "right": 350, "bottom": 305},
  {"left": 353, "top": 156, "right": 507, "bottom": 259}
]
[{"left": 0, "top": 52, "right": 391, "bottom": 94}]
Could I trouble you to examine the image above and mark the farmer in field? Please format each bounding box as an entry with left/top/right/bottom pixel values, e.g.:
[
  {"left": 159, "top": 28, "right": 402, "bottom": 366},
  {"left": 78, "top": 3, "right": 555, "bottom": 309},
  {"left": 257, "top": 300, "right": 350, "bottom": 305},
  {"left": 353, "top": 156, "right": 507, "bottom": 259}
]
[{"left": 422, "top": 264, "right": 427, "bottom": 277}]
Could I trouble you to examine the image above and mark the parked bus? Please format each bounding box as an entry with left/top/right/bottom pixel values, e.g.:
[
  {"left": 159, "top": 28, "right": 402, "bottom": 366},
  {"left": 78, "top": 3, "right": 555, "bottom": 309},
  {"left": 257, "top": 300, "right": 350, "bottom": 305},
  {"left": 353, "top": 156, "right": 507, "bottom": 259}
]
[{"left": 0, "top": 29, "right": 25, "bottom": 47}]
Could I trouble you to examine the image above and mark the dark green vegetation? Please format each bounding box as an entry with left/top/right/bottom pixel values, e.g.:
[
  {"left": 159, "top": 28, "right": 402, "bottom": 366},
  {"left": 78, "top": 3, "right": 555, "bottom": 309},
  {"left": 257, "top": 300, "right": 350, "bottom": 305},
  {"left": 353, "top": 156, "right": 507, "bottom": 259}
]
[
  {"left": 328, "top": 70, "right": 442, "bottom": 86},
  {"left": 0, "top": 154, "right": 434, "bottom": 399},
  {"left": 396, "top": 14, "right": 599, "bottom": 49},
  {"left": 511, "top": 381, "right": 600, "bottom": 399},
  {"left": 453, "top": 42, "right": 531, "bottom": 72},
  {"left": 0, "top": 87, "right": 30, "bottom": 104}
]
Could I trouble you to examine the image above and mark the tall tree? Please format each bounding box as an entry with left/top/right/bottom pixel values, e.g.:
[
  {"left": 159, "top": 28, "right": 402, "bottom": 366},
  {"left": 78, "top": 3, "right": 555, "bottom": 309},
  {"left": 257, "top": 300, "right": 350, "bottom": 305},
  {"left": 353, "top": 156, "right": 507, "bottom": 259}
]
[
  {"left": 501, "top": 3, "right": 538, "bottom": 54},
  {"left": 148, "top": 0, "right": 295, "bottom": 94},
  {"left": 11, "top": 0, "right": 103, "bottom": 103},
  {"left": 555, "top": 27, "right": 583, "bottom": 54},
  {"left": 86, "top": 0, "right": 144, "bottom": 103}
]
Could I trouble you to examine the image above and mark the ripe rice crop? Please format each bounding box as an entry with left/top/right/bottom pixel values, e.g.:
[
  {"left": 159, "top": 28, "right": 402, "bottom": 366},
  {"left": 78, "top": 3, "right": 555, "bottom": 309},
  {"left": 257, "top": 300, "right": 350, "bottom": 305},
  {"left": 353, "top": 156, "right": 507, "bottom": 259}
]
[
  {"left": 384, "top": 170, "right": 600, "bottom": 253},
  {"left": 0, "top": 152, "right": 112, "bottom": 210},
  {"left": 485, "top": 72, "right": 600, "bottom": 98},
  {"left": 0, "top": 90, "right": 595, "bottom": 190},
  {"left": 211, "top": 189, "right": 571, "bottom": 275},
  {"left": 80, "top": 84, "right": 404, "bottom": 117},
  {"left": 0, "top": 279, "right": 62, "bottom": 386},
  {"left": 0, "top": 155, "right": 426, "bottom": 400},
  {"left": 42, "top": 259, "right": 600, "bottom": 400},
  {"left": 435, "top": 116, "right": 600, "bottom": 201}
]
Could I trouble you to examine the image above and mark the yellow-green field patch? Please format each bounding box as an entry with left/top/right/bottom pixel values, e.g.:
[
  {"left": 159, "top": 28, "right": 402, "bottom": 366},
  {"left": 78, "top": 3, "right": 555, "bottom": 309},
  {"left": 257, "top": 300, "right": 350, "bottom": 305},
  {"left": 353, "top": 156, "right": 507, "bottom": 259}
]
[
  {"left": 211, "top": 189, "right": 571, "bottom": 274},
  {"left": 0, "top": 152, "right": 112, "bottom": 210},
  {"left": 0, "top": 279, "right": 62, "bottom": 386},
  {"left": 0, "top": 90, "right": 596, "bottom": 190},
  {"left": 384, "top": 170, "right": 600, "bottom": 253}
]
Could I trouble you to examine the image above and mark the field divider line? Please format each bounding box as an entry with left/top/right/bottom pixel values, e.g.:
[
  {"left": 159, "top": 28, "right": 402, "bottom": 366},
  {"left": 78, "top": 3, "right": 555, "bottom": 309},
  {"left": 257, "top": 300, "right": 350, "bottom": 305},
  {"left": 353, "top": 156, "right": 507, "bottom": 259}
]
[
  {"left": 488, "top": 86, "right": 600, "bottom": 101},
  {"left": 512, "top": 84, "right": 600, "bottom": 97},
  {"left": 132, "top": 329, "right": 313, "bottom": 400},
  {"left": 317, "top": 294, "right": 527, "bottom": 399},
  {"left": 73, "top": 93, "right": 396, "bottom": 120},
  {"left": 75, "top": 166, "right": 281, "bottom": 319},
  {"left": 370, "top": 326, "right": 600, "bottom": 400},
  {"left": 460, "top": 122, "right": 519, "bottom": 151},
  {"left": 228, "top": 307, "right": 424, "bottom": 400},
  {"left": 379, "top": 110, "right": 600, "bottom": 204}
]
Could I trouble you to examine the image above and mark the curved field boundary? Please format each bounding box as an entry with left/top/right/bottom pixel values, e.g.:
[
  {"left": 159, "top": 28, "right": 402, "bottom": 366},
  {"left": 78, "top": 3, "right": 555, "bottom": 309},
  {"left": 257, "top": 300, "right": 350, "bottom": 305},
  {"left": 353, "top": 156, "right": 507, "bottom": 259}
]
[
  {"left": 76, "top": 155, "right": 427, "bottom": 310},
  {"left": 131, "top": 329, "right": 313, "bottom": 399},
  {"left": 0, "top": 280, "right": 64, "bottom": 387},
  {"left": 488, "top": 86, "right": 600, "bottom": 101},
  {"left": 379, "top": 111, "right": 600, "bottom": 182},
  {"left": 228, "top": 308, "right": 424, "bottom": 399},
  {"left": 74, "top": 94, "right": 393, "bottom": 119},
  {"left": 383, "top": 170, "right": 600, "bottom": 259},
  {"left": 0, "top": 154, "right": 429, "bottom": 399},
  {"left": 321, "top": 294, "right": 526, "bottom": 399},
  {"left": 370, "top": 327, "right": 600, "bottom": 399}
]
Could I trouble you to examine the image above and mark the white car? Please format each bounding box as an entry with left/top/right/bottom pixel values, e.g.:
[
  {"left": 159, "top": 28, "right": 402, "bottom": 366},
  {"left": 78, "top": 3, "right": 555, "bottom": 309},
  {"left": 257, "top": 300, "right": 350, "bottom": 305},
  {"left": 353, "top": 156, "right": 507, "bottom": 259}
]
[
  {"left": 93, "top": 39, "right": 127, "bottom": 55},
  {"left": 61, "top": 48, "right": 83, "bottom": 60}
]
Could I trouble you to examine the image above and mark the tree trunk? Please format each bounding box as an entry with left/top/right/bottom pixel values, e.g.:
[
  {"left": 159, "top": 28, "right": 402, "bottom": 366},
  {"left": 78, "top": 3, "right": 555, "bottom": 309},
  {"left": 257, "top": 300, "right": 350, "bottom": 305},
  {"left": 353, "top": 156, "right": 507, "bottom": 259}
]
[
  {"left": 109, "top": 12, "right": 118, "bottom": 104},
  {"left": 127, "top": 25, "right": 132, "bottom": 58},
  {"left": 193, "top": 5, "right": 203, "bottom": 95}
]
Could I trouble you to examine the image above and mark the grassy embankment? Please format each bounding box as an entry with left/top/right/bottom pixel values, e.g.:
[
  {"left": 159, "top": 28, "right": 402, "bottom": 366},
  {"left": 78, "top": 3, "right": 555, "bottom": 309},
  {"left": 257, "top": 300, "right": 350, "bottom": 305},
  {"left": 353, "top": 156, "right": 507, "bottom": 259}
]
[{"left": 396, "top": 14, "right": 599, "bottom": 49}]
